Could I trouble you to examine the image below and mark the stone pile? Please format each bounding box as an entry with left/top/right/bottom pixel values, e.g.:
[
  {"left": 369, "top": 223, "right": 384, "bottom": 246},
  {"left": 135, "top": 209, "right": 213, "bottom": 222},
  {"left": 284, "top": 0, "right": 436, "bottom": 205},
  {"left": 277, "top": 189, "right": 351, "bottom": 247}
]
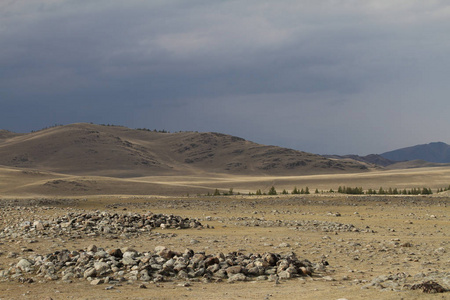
[
  {"left": 0, "top": 246, "right": 321, "bottom": 285},
  {"left": 225, "top": 216, "right": 373, "bottom": 233},
  {"left": 0, "top": 211, "right": 206, "bottom": 240}
]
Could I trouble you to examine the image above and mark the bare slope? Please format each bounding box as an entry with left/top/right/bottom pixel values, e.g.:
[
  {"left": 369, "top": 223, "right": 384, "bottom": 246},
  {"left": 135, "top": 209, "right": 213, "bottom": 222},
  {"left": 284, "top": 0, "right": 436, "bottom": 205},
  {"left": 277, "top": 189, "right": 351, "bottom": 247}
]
[
  {"left": 0, "top": 123, "right": 368, "bottom": 177},
  {"left": 325, "top": 154, "right": 395, "bottom": 167}
]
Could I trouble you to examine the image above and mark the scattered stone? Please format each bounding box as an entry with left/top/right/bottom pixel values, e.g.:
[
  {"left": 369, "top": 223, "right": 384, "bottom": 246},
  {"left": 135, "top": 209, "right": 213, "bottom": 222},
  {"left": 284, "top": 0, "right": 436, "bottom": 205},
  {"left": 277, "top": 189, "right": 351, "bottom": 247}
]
[{"left": 227, "top": 217, "right": 371, "bottom": 233}]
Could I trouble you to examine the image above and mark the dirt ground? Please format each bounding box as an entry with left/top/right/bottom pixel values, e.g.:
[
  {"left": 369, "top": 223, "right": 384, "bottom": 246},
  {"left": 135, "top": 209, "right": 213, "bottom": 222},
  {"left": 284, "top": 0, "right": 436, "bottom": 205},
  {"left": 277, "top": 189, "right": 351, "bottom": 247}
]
[{"left": 0, "top": 194, "right": 448, "bottom": 300}]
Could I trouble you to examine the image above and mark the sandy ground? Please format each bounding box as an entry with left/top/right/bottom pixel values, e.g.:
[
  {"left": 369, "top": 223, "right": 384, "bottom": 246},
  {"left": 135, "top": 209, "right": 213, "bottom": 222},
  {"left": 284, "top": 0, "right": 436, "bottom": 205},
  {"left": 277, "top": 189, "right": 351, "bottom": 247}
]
[{"left": 0, "top": 194, "right": 448, "bottom": 300}]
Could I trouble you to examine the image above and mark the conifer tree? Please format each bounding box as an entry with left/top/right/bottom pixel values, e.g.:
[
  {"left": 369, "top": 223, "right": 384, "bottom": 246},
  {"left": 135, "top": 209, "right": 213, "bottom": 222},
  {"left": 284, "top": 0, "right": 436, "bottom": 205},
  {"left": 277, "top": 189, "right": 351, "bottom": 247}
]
[{"left": 268, "top": 186, "right": 277, "bottom": 195}]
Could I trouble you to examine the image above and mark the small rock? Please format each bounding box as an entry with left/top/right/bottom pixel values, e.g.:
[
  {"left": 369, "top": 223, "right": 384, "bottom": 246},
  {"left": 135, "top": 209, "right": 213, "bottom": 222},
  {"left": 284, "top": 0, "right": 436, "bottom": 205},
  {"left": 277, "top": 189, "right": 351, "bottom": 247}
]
[
  {"left": 87, "top": 244, "right": 98, "bottom": 253},
  {"left": 90, "top": 279, "right": 103, "bottom": 285},
  {"left": 227, "top": 273, "right": 247, "bottom": 282},
  {"left": 16, "top": 259, "right": 33, "bottom": 272}
]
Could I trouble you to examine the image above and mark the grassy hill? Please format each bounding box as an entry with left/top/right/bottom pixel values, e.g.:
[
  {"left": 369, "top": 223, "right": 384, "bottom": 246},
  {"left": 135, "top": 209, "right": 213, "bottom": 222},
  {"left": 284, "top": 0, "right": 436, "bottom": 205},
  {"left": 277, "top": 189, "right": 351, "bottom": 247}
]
[{"left": 0, "top": 123, "right": 369, "bottom": 177}]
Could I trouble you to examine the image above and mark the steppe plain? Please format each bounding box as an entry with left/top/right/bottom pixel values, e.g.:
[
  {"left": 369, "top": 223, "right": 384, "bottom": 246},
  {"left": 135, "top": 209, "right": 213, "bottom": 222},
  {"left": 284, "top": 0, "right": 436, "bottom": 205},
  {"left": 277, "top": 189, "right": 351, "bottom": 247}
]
[
  {"left": 0, "top": 124, "right": 449, "bottom": 299},
  {"left": 1, "top": 168, "right": 449, "bottom": 300}
]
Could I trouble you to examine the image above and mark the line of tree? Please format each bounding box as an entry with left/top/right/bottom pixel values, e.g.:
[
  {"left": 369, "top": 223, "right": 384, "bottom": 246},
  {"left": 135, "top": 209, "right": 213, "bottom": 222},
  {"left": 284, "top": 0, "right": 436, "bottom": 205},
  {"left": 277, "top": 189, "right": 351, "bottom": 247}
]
[
  {"left": 136, "top": 128, "right": 171, "bottom": 133},
  {"left": 337, "top": 186, "right": 364, "bottom": 194},
  {"left": 436, "top": 185, "right": 450, "bottom": 193},
  {"left": 338, "top": 186, "right": 434, "bottom": 195},
  {"left": 136, "top": 128, "right": 199, "bottom": 133},
  {"left": 205, "top": 184, "right": 450, "bottom": 197},
  {"left": 210, "top": 186, "right": 315, "bottom": 196},
  {"left": 209, "top": 188, "right": 238, "bottom": 196}
]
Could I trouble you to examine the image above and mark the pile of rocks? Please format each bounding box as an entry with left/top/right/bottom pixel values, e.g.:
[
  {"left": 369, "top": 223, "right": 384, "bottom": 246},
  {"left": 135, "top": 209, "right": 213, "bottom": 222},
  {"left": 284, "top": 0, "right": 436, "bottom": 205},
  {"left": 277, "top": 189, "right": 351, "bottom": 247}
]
[
  {"left": 0, "top": 211, "right": 206, "bottom": 240},
  {"left": 225, "top": 216, "right": 373, "bottom": 233},
  {"left": 1, "top": 245, "right": 321, "bottom": 285}
]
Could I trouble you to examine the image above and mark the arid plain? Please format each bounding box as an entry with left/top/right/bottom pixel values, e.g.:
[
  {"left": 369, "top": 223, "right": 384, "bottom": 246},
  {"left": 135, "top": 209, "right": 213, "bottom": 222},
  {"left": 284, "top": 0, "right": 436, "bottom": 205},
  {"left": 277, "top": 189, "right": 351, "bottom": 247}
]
[{"left": 0, "top": 124, "right": 449, "bottom": 299}]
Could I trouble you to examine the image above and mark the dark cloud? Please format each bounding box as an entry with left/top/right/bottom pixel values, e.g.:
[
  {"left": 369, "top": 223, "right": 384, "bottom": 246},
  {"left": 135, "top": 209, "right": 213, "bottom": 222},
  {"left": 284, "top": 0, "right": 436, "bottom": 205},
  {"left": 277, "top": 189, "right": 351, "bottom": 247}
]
[{"left": 1, "top": 1, "right": 450, "bottom": 154}]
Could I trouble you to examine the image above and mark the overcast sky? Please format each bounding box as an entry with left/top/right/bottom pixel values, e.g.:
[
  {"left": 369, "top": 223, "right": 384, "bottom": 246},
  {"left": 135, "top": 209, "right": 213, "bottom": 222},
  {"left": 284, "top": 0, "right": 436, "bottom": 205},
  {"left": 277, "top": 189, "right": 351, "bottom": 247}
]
[{"left": 1, "top": 1, "right": 449, "bottom": 155}]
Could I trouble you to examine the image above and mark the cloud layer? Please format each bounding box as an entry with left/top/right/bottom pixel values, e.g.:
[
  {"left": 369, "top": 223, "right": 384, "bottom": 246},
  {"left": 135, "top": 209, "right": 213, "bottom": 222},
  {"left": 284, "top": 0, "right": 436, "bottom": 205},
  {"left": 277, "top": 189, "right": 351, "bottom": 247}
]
[{"left": 1, "top": 1, "right": 450, "bottom": 154}]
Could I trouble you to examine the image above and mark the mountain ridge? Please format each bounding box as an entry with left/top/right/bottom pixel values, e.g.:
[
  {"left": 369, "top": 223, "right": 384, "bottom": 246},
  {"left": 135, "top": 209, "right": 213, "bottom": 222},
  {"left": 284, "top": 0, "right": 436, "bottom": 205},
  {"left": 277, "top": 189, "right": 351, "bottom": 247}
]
[{"left": 380, "top": 141, "right": 450, "bottom": 163}]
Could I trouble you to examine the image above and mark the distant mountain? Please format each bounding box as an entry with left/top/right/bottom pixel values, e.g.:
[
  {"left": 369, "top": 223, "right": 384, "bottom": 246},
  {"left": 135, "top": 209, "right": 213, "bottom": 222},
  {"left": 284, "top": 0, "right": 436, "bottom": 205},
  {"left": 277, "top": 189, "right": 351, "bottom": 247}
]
[
  {"left": 324, "top": 154, "right": 396, "bottom": 167},
  {"left": 0, "top": 123, "right": 369, "bottom": 177},
  {"left": 380, "top": 142, "right": 450, "bottom": 163}
]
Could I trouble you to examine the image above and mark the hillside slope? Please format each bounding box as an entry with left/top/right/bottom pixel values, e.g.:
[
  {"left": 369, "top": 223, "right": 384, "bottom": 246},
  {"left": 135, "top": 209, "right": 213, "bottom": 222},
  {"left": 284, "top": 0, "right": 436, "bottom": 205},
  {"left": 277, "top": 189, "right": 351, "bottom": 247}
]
[
  {"left": 325, "top": 154, "right": 395, "bottom": 167},
  {"left": 380, "top": 142, "right": 450, "bottom": 163},
  {"left": 0, "top": 123, "right": 369, "bottom": 177}
]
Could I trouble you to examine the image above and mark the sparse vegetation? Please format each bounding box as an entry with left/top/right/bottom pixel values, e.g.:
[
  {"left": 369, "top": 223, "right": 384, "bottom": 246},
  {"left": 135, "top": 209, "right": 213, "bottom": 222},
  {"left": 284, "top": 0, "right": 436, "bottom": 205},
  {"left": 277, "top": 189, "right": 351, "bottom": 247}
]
[{"left": 31, "top": 124, "right": 63, "bottom": 133}]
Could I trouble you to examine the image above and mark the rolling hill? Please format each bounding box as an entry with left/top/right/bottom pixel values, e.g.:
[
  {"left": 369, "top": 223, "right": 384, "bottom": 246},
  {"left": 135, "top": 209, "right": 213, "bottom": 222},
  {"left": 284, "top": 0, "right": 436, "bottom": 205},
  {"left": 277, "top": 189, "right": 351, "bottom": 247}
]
[{"left": 0, "top": 123, "right": 370, "bottom": 177}]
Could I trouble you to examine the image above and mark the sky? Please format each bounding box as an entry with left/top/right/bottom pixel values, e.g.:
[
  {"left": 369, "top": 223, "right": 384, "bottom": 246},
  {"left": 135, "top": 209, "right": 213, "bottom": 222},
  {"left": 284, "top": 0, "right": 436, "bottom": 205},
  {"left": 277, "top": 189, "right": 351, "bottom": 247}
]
[{"left": 1, "top": 0, "right": 450, "bottom": 155}]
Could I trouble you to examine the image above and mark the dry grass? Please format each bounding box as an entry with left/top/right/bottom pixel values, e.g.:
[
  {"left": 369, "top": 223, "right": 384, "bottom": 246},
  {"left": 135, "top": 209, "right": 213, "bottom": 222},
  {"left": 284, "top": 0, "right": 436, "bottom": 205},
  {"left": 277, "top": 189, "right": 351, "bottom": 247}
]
[{"left": 2, "top": 165, "right": 450, "bottom": 197}]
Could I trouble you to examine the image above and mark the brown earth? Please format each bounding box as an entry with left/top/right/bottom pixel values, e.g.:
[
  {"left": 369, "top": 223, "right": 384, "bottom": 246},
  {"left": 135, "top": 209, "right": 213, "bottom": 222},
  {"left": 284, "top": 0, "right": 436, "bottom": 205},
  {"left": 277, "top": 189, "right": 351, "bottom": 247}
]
[{"left": 0, "top": 168, "right": 449, "bottom": 299}]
